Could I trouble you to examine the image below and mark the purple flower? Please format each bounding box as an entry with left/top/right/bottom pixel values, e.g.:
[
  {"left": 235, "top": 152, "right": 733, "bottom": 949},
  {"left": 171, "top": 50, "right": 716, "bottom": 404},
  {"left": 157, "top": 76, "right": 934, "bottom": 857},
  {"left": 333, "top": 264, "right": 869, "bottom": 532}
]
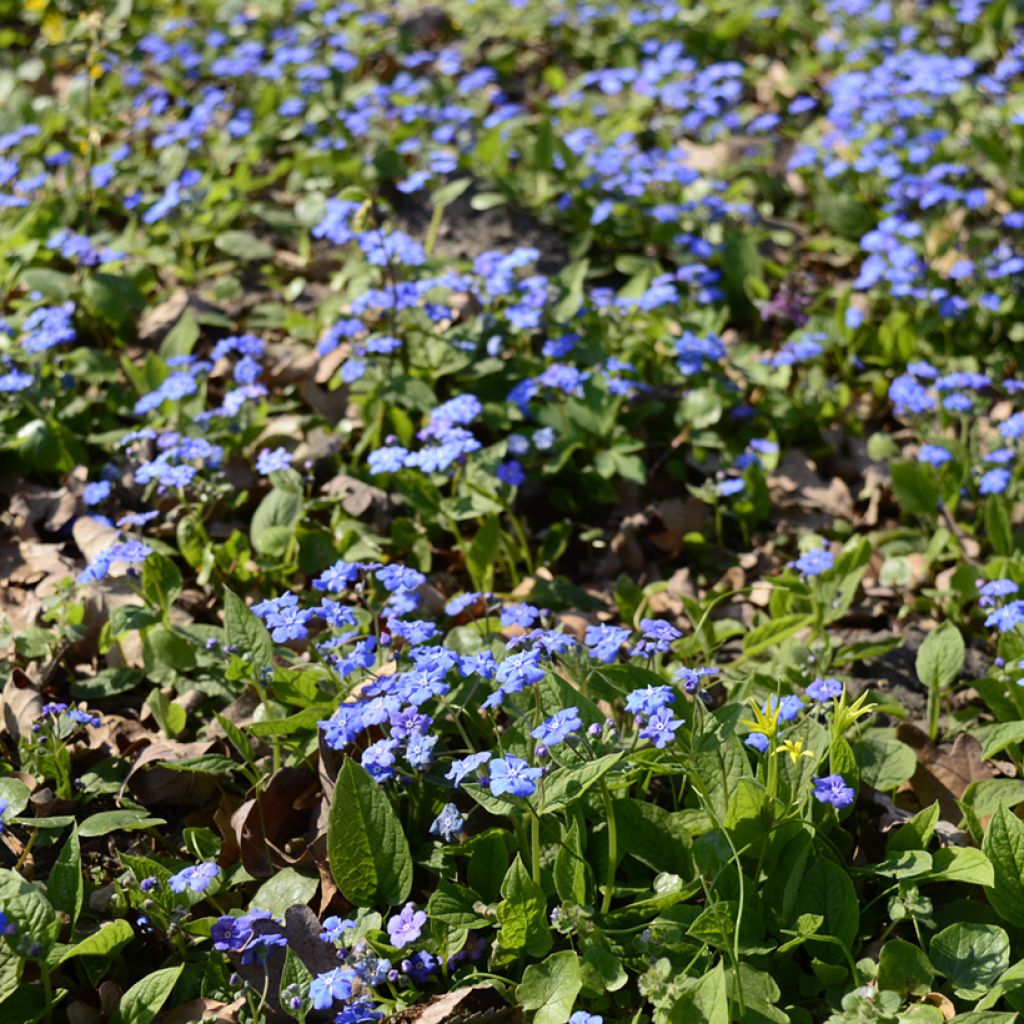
[
  {"left": 488, "top": 755, "right": 542, "bottom": 798},
  {"left": 387, "top": 903, "right": 427, "bottom": 949},
  {"left": 812, "top": 774, "right": 855, "bottom": 808}
]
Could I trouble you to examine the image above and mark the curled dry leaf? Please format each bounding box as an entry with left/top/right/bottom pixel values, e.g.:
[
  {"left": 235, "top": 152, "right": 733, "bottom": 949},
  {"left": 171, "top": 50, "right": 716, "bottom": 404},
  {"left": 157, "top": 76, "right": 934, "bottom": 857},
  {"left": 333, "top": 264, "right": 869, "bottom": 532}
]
[
  {"left": 231, "top": 766, "right": 321, "bottom": 877},
  {"left": 383, "top": 985, "right": 522, "bottom": 1024},
  {"left": 1, "top": 668, "right": 44, "bottom": 745}
]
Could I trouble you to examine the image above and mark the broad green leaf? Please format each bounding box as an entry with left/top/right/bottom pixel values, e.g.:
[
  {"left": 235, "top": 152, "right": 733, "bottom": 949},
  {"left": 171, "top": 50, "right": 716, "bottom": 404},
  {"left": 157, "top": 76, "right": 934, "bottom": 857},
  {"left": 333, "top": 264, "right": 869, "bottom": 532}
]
[
  {"left": 878, "top": 938, "right": 934, "bottom": 996},
  {"left": 927, "top": 847, "right": 994, "bottom": 887},
  {"left": 916, "top": 623, "right": 965, "bottom": 690},
  {"left": 224, "top": 588, "right": 273, "bottom": 670},
  {"left": 79, "top": 810, "right": 166, "bottom": 838},
  {"left": 517, "top": 951, "right": 582, "bottom": 1024},
  {"left": 930, "top": 923, "right": 1009, "bottom": 999},
  {"left": 0, "top": 779, "right": 31, "bottom": 818},
  {"left": 891, "top": 460, "right": 939, "bottom": 518},
  {"left": 60, "top": 920, "right": 134, "bottom": 963},
  {"left": 252, "top": 868, "right": 318, "bottom": 918},
  {"left": 888, "top": 802, "right": 940, "bottom": 853},
  {"left": 668, "top": 960, "right": 729, "bottom": 1024},
  {"left": 541, "top": 753, "right": 622, "bottom": 814},
  {"left": 327, "top": 758, "right": 412, "bottom": 907},
  {"left": 48, "top": 825, "right": 83, "bottom": 927},
  {"left": 112, "top": 965, "right": 183, "bottom": 1024},
  {"left": 794, "top": 858, "right": 859, "bottom": 962},
  {"left": 554, "top": 819, "right": 588, "bottom": 905},
  {"left": 852, "top": 735, "right": 917, "bottom": 791},
  {"left": 496, "top": 855, "right": 552, "bottom": 961},
  {"left": 983, "top": 805, "right": 1024, "bottom": 923}
]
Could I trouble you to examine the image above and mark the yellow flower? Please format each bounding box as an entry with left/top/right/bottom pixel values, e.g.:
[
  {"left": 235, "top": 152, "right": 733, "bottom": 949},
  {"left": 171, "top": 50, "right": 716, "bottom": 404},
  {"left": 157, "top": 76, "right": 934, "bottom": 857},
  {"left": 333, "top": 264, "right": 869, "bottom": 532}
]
[
  {"left": 740, "top": 697, "right": 782, "bottom": 741},
  {"left": 776, "top": 738, "right": 815, "bottom": 763}
]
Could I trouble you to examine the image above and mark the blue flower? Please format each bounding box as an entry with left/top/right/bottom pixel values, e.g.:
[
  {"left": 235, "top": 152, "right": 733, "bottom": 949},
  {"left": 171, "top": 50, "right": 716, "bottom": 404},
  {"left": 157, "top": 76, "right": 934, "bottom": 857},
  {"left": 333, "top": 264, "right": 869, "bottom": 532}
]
[
  {"left": 639, "top": 707, "right": 684, "bottom": 748},
  {"left": 584, "top": 624, "right": 631, "bottom": 663},
  {"left": 806, "top": 677, "right": 844, "bottom": 702},
  {"left": 986, "top": 600, "right": 1024, "bottom": 632},
  {"left": 794, "top": 548, "right": 834, "bottom": 576},
  {"left": 168, "top": 862, "right": 220, "bottom": 894},
  {"left": 570, "top": 1013, "right": 603, "bottom": 1024},
  {"left": 309, "top": 967, "right": 355, "bottom": 1010},
  {"left": 531, "top": 708, "right": 582, "bottom": 746},
  {"left": 812, "top": 774, "right": 855, "bottom": 809},
  {"left": 256, "top": 447, "right": 291, "bottom": 475},
  {"left": 319, "top": 916, "right": 356, "bottom": 944},
  {"left": 917, "top": 445, "right": 951, "bottom": 466},
  {"left": 488, "top": 755, "right": 542, "bottom": 798},
  {"left": 980, "top": 469, "right": 1011, "bottom": 495},
  {"left": 429, "top": 803, "right": 464, "bottom": 842},
  {"left": 626, "top": 685, "right": 675, "bottom": 716},
  {"left": 445, "top": 751, "right": 490, "bottom": 787}
]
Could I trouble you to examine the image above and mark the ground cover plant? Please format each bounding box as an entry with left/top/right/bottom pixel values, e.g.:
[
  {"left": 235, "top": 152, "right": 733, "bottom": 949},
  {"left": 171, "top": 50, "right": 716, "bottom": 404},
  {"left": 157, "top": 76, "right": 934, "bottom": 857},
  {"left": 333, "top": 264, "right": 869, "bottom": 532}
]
[{"left": 3, "top": 0, "right": 1024, "bottom": 1021}]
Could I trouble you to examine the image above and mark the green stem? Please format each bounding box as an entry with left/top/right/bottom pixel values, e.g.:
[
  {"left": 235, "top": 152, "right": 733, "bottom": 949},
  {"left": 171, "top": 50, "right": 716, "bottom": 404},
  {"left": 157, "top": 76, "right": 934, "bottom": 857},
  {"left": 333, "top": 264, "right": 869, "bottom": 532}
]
[
  {"left": 530, "top": 808, "right": 542, "bottom": 888},
  {"left": 600, "top": 780, "right": 617, "bottom": 914}
]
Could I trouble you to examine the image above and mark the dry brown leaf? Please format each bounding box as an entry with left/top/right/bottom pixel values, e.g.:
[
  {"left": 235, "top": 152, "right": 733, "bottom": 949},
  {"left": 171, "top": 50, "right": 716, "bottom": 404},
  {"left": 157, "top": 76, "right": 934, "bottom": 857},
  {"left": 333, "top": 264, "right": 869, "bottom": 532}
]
[
  {"left": 384, "top": 986, "right": 521, "bottom": 1024},
  {"left": 153, "top": 997, "right": 245, "bottom": 1024},
  {"left": 768, "top": 449, "right": 854, "bottom": 520},
  {"left": 322, "top": 473, "right": 389, "bottom": 517},
  {"left": 897, "top": 725, "right": 996, "bottom": 821},
  {"left": 231, "top": 766, "right": 321, "bottom": 877},
  {"left": 1, "top": 669, "right": 44, "bottom": 745},
  {"left": 124, "top": 738, "right": 222, "bottom": 806}
]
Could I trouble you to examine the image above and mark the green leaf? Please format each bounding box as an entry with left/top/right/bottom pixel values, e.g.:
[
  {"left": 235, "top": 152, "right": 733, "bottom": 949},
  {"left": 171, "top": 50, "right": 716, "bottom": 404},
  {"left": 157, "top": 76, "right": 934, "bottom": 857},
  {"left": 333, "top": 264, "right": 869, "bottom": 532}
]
[
  {"left": 742, "top": 614, "right": 810, "bottom": 656},
  {"left": 252, "top": 869, "right": 318, "bottom": 918},
  {"left": 930, "top": 923, "right": 1009, "bottom": 999},
  {"left": 48, "top": 825, "right": 83, "bottom": 927},
  {"left": 214, "top": 230, "right": 276, "bottom": 262},
  {"left": 888, "top": 802, "right": 940, "bottom": 853},
  {"left": 916, "top": 623, "right": 965, "bottom": 690},
  {"left": 251, "top": 488, "right": 303, "bottom": 556},
  {"left": 612, "top": 799, "right": 692, "bottom": 876},
  {"left": 144, "top": 627, "right": 195, "bottom": 673},
  {"left": 60, "top": 920, "right": 134, "bottom": 963},
  {"left": 0, "top": 779, "right": 31, "bottom": 818},
  {"left": 79, "top": 810, "right": 166, "bottom": 838},
  {"left": 580, "top": 939, "right": 627, "bottom": 996},
  {"left": 986, "top": 497, "right": 1014, "bottom": 557},
  {"left": 669, "top": 960, "right": 729, "bottom": 1024},
  {"left": 878, "top": 938, "right": 934, "bottom": 996},
  {"left": 793, "top": 858, "right": 859, "bottom": 962},
  {"left": 427, "top": 879, "right": 489, "bottom": 954},
  {"left": 891, "top": 461, "right": 939, "bottom": 518},
  {"left": 280, "top": 948, "right": 313, "bottom": 1020},
  {"left": 983, "top": 805, "right": 1024, "bottom": 923},
  {"left": 224, "top": 588, "right": 273, "bottom": 670},
  {"left": 467, "top": 516, "right": 501, "bottom": 592},
  {"left": 554, "top": 820, "right": 588, "bottom": 905},
  {"left": 554, "top": 259, "right": 590, "bottom": 322},
  {"left": 851, "top": 735, "right": 917, "bottom": 791},
  {"left": 327, "top": 758, "right": 412, "bottom": 907},
  {"left": 141, "top": 553, "right": 182, "bottom": 614},
  {"left": 927, "top": 847, "right": 994, "bottom": 887},
  {"left": 112, "top": 965, "right": 183, "bottom": 1024},
  {"left": 981, "top": 722, "right": 1024, "bottom": 760},
  {"left": 516, "top": 951, "right": 582, "bottom": 1024},
  {"left": 496, "top": 855, "right": 552, "bottom": 961},
  {"left": 541, "top": 753, "right": 622, "bottom": 814}
]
